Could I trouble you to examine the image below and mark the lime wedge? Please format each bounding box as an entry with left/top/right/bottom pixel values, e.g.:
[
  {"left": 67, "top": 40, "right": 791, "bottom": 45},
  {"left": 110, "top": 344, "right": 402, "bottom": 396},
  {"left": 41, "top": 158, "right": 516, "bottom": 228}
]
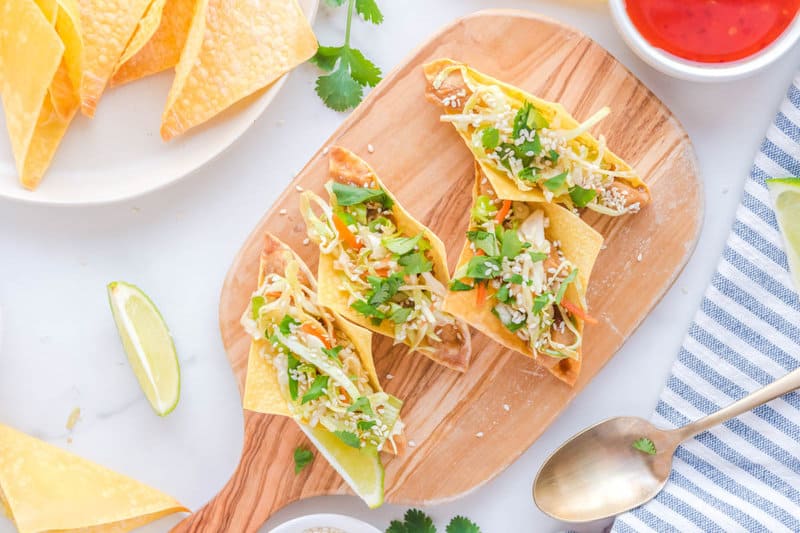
[
  {"left": 107, "top": 281, "right": 180, "bottom": 416},
  {"left": 300, "top": 424, "right": 385, "bottom": 508},
  {"left": 767, "top": 178, "right": 800, "bottom": 292}
]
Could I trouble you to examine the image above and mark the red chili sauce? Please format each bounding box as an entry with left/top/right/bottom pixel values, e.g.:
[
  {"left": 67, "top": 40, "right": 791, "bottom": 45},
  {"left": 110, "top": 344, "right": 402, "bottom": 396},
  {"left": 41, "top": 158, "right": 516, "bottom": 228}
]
[{"left": 626, "top": 0, "right": 800, "bottom": 63}]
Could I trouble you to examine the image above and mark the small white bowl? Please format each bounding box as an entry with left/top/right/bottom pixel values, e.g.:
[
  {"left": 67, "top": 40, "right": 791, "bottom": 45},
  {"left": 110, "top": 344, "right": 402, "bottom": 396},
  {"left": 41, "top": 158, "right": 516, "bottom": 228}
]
[
  {"left": 608, "top": 0, "right": 800, "bottom": 82},
  {"left": 268, "top": 513, "right": 381, "bottom": 533}
]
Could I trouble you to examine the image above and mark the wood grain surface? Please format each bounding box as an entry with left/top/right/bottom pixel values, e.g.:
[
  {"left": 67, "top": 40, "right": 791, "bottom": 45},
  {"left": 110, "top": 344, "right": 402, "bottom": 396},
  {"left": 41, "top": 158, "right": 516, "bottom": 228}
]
[{"left": 172, "top": 9, "right": 703, "bottom": 532}]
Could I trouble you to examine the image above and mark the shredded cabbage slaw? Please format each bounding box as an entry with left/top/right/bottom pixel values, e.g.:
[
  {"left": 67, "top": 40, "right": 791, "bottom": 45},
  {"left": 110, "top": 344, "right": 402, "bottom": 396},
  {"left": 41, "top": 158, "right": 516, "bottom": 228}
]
[
  {"left": 452, "top": 193, "right": 585, "bottom": 360},
  {"left": 433, "top": 64, "right": 646, "bottom": 216},
  {"left": 242, "top": 259, "right": 403, "bottom": 452},
  {"left": 300, "top": 181, "right": 459, "bottom": 355}
]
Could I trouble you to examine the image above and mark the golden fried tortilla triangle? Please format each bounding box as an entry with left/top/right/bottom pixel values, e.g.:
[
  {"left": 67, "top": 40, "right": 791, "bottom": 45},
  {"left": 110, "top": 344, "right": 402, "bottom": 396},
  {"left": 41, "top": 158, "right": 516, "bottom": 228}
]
[
  {"left": 160, "top": 0, "right": 317, "bottom": 140},
  {"left": 0, "top": 423, "right": 188, "bottom": 533}
]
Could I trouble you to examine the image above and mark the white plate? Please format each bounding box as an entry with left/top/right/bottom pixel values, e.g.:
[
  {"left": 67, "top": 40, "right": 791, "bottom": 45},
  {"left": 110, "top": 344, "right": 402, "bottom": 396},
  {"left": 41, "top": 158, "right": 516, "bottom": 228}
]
[
  {"left": 268, "top": 514, "right": 381, "bottom": 533},
  {"left": 0, "top": 0, "right": 318, "bottom": 206}
]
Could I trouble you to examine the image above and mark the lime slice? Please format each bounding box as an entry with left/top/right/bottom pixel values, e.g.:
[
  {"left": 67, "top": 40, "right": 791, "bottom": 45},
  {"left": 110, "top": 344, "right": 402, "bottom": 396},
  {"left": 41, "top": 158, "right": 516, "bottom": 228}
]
[
  {"left": 767, "top": 178, "right": 800, "bottom": 292},
  {"left": 300, "top": 424, "right": 384, "bottom": 508},
  {"left": 107, "top": 282, "right": 180, "bottom": 416}
]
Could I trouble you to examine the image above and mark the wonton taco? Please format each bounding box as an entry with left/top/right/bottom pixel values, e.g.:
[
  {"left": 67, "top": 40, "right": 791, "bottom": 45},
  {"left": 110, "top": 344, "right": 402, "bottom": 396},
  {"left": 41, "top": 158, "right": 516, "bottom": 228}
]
[
  {"left": 444, "top": 164, "right": 603, "bottom": 385},
  {"left": 300, "top": 147, "right": 472, "bottom": 372}
]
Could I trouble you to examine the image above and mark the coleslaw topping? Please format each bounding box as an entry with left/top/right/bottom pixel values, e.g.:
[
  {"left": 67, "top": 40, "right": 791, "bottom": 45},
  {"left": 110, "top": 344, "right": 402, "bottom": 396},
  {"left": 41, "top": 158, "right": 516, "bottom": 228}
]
[
  {"left": 432, "top": 65, "right": 648, "bottom": 216},
  {"left": 242, "top": 259, "right": 403, "bottom": 452},
  {"left": 301, "top": 181, "right": 459, "bottom": 355}
]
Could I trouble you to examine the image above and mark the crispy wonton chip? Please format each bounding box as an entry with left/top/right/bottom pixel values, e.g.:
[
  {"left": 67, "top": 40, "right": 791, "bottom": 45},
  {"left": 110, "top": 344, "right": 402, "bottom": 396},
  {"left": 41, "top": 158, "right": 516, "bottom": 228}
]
[
  {"left": 160, "top": 0, "right": 317, "bottom": 140},
  {"left": 110, "top": 0, "right": 196, "bottom": 87},
  {"left": 0, "top": 423, "right": 187, "bottom": 533},
  {"left": 443, "top": 165, "right": 603, "bottom": 386},
  {"left": 77, "top": 0, "right": 152, "bottom": 116}
]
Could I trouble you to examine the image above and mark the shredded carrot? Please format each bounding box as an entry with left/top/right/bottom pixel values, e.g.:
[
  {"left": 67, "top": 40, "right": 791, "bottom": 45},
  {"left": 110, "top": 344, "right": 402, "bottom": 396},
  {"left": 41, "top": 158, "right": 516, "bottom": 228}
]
[
  {"left": 476, "top": 281, "right": 487, "bottom": 306},
  {"left": 333, "top": 214, "right": 362, "bottom": 250},
  {"left": 475, "top": 248, "right": 486, "bottom": 256},
  {"left": 375, "top": 265, "right": 392, "bottom": 277},
  {"left": 561, "top": 299, "right": 598, "bottom": 325},
  {"left": 264, "top": 291, "right": 283, "bottom": 298},
  {"left": 301, "top": 322, "right": 332, "bottom": 348},
  {"left": 494, "top": 199, "right": 512, "bottom": 223}
]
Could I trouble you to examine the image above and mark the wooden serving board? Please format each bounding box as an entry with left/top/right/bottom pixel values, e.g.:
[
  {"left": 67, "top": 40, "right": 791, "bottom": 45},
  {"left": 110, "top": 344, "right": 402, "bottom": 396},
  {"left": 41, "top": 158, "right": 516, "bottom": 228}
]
[{"left": 173, "top": 10, "right": 702, "bottom": 532}]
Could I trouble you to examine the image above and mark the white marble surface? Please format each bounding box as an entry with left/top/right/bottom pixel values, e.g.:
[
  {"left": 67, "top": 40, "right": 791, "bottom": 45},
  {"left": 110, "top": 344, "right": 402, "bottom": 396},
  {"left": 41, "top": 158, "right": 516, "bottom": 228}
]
[{"left": 1, "top": 1, "right": 799, "bottom": 532}]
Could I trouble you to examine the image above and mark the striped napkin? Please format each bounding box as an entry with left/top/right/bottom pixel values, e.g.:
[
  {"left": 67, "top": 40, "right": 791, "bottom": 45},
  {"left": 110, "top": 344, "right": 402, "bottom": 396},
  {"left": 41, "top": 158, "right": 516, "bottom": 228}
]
[{"left": 611, "top": 77, "right": 800, "bottom": 532}]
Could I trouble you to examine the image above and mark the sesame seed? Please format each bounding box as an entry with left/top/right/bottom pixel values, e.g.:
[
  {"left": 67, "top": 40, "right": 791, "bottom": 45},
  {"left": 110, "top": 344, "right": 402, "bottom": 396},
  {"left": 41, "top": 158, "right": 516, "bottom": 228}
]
[
  {"left": 322, "top": 147, "right": 329, "bottom": 155},
  {"left": 503, "top": 404, "right": 510, "bottom": 411},
  {"left": 279, "top": 209, "right": 287, "bottom": 215},
  {"left": 386, "top": 373, "right": 393, "bottom": 380},
  {"left": 367, "top": 144, "right": 375, "bottom": 153},
  {"left": 302, "top": 238, "right": 310, "bottom": 246},
  {"left": 295, "top": 185, "right": 304, "bottom": 192},
  {"left": 475, "top": 432, "right": 484, "bottom": 438},
  {"left": 409, "top": 440, "right": 417, "bottom": 447},
  {"left": 636, "top": 253, "right": 643, "bottom": 262}
]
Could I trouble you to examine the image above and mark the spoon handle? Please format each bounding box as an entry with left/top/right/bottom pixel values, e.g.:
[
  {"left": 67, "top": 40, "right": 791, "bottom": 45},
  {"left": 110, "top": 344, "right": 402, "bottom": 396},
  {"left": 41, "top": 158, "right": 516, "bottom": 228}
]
[{"left": 677, "top": 366, "right": 800, "bottom": 441}]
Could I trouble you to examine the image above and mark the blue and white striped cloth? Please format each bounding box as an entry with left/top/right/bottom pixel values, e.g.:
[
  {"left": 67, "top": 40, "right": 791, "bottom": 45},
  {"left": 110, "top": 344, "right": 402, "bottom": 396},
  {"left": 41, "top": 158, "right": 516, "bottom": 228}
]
[{"left": 612, "top": 76, "right": 800, "bottom": 532}]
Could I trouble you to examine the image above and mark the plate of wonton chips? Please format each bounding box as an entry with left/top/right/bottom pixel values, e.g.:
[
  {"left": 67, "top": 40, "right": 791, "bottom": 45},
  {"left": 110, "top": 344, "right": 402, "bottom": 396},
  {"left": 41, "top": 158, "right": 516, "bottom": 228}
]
[{"left": 0, "top": 0, "right": 318, "bottom": 205}]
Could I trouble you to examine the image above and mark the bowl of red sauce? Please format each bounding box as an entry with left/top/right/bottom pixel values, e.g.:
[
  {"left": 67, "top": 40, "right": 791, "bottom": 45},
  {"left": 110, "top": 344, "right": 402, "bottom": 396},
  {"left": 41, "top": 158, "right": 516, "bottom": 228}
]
[{"left": 609, "top": 0, "right": 800, "bottom": 81}]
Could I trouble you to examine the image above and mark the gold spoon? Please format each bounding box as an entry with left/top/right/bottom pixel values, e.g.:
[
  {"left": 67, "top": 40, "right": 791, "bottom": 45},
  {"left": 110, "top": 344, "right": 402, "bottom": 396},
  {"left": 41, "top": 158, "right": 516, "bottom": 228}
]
[{"left": 533, "top": 367, "right": 800, "bottom": 522}]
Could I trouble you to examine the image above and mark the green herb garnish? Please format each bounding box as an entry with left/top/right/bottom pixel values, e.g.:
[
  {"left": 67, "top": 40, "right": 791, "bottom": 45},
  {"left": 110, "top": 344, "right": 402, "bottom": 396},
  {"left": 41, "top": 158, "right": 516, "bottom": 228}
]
[
  {"left": 465, "top": 255, "right": 502, "bottom": 280},
  {"left": 449, "top": 279, "right": 473, "bottom": 292},
  {"left": 293, "top": 446, "right": 314, "bottom": 474},
  {"left": 347, "top": 395, "right": 374, "bottom": 416},
  {"left": 466, "top": 230, "right": 499, "bottom": 256},
  {"left": 482, "top": 127, "right": 500, "bottom": 150},
  {"left": 569, "top": 185, "right": 598, "bottom": 208},
  {"left": 632, "top": 437, "right": 657, "bottom": 455},
  {"left": 389, "top": 306, "right": 412, "bottom": 324},
  {"left": 398, "top": 251, "right": 432, "bottom": 275},
  {"left": 322, "top": 346, "right": 343, "bottom": 360},
  {"left": 334, "top": 430, "right": 362, "bottom": 448},
  {"left": 543, "top": 171, "right": 568, "bottom": 192},
  {"left": 499, "top": 228, "right": 524, "bottom": 259},
  {"left": 250, "top": 296, "right": 265, "bottom": 320},
  {"left": 358, "top": 420, "right": 377, "bottom": 431},
  {"left": 311, "top": 0, "right": 384, "bottom": 111},
  {"left": 367, "top": 274, "right": 404, "bottom": 306},
  {"left": 287, "top": 353, "right": 300, "bottom": 401},
  {"left": 386, "top": 509, "right": 481, "bottom": 533},
  {"left": 301, "top": 375, "right": 329, "bottom": 404},
  {"left": 532, "top": 293, "right": 551, "bottom": 314},
  {"left": 331, "top": 182, "right": 390, "bottom": 207},
  {"left": 351, "top": 299, "right": 386, "bottom": 320},
  {"left": 555, "top": 269, "right": 579, "bottom": 304},
  {"left": 384, "top": 233, "right": 423, "bottom": 255},
  {"left": 279, "top": 315, "right": 300, "bottom": 335}
]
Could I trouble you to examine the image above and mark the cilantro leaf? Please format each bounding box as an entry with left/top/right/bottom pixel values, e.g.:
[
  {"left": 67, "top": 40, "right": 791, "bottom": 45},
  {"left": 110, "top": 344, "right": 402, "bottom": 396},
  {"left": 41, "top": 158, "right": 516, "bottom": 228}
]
[
  {"left": 495, "top": 284, "right": 512, "bottom": 303},
  {"left": 546, "top": 149, "right": 560, "bottom": 163},
  {"left": 287, "top": 353, "right": 300, "bottom": 401},
  {"left": 532, "top": 293, "right": 551, "bottom": 314},
  {"left": 358, "top": 419, "right": 377, "bottom": 431},
  {"left": 632, "top": 437, "right": 657, "bottom": 455},
  {"left": 251, "top": 295, "right": 265, "bottom": 320},
  {"left": 322, "top": 346, "right": 343, "bottom": 360},
  {"left": 543, "top": 171, "right": 568, "bottom": 192},
  {"left": 467, "top": 230, "right": 499, "bottom": 256},
  {"left": 525, "top": 107, "right": 549, "bottom": 130},
  {"left": 356, "top": 0, "right": 383, "bottom": 24},
  {"left": 347, "top": 395, "right": 374, "bottom": 416},
  {"left": 385, "top": 233, "right": 423, "bottom": 255},
  {"left": 389, "top": 306, "right": 412, "bottom": 324},
  {"left": 513, "top": 102, "right": 533, "bottom": 138},
  {"left": 367, "top": 274, "right": 404, "bottom": 306},
  {"left": 528, "top": 251, "right": 548, "bottom": 262},
  {"left": 509, "top": 274, "right": 524, "bottom": 285},
  {"left": 312, "top": 0, "right": 383, "bottom": 110},
  {"left": 482, "top": 127, "right": 500, "bottom": 150},
  {"left": 492, "top": 307, "right": 525, "bottom": 332},
  {"left": 569, "top": 185, "right": 598, "bottom": 208},
  {"left": 316, "top": 62, "right": 363, "bottom": 111},
  {"left": 403, "top": 509, "right": 436, "bottom": 533},
  {"left": 279, "top": 315, "right": 300, "bottom": 335},
  {"left": 351, "top": 299, "right": 386, "bottom": 320},
  {"left": 334, "top": 430, "right": 361, "bottom": 448},
  {"left": 310, "top": 45, "right": 343, "bottom": 72},
  {"left": 301, "top": 375, "right": 329, "bottom": 404},
  {"left": 399, "top": 251, "right": 432, "bottom": 275},
  {"left": 465, "top": 255, "right": 502, "bottom": 280},
  {"left": 386, "top": 521, "right": 408, "bottom": 533},
  {"left": 555, "top": 269, "right": 579, "bottom": 304},
  {"left": 293, "top": 447, "right": 314, "bottom": 474},
  {"left": 331, "top": 181, "right": 388, "bottom": 206},
  {"left": 499, "top": 228, "right": 524, "bottom": 259},
  {"left": 449, "top": 279, "right": 473, "bottom": 292},
  {"left": 345, "top": 47, "right": 382, "bottom": 87},
  {"left": 446, "top": 516, "right": 481, "bottom": 533}
]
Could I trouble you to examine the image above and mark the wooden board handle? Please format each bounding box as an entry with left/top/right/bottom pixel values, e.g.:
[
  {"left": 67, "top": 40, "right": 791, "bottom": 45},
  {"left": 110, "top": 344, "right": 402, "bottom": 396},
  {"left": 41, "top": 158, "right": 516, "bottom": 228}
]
[{"left": 171, "top": 411, "right": 313, "bottom": 533}]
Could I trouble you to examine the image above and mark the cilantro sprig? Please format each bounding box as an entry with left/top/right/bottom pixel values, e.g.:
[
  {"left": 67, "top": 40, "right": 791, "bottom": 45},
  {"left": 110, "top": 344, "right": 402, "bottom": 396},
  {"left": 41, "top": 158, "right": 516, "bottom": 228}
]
[
  {"left": 386, "top": 509, "right": 481, "bottom": 533},
  {"left": 311, "top": 0, "right": 384, "bottom": 111},
  {"left": 293, "top": 446, "right": 314, "bottom": 474},
  {"left": 632, "top": 437, "right": 657, "bottom": 455}
]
